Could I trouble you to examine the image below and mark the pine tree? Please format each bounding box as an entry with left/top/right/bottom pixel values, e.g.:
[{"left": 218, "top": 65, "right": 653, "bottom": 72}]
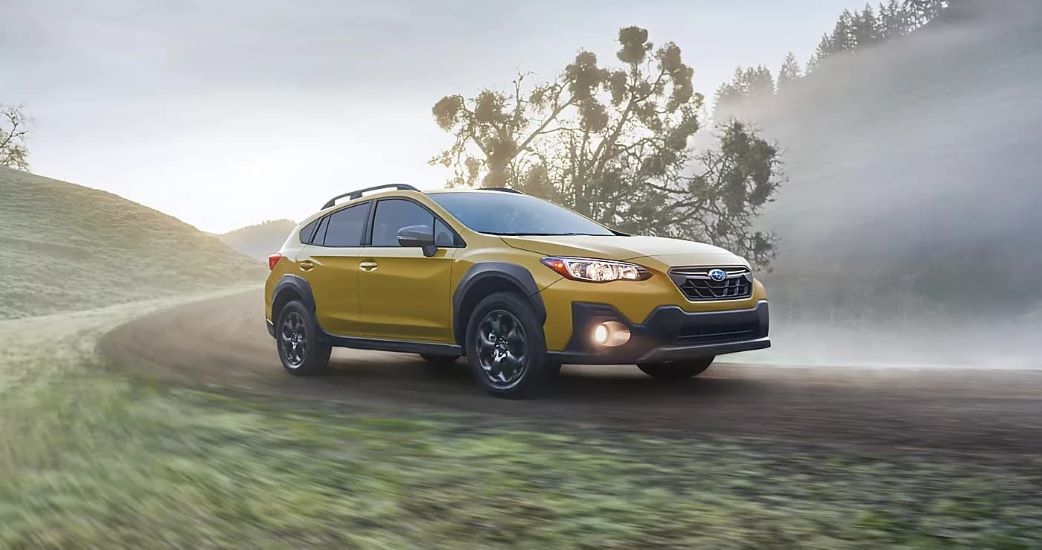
[
  {"left": 852, "top": 4, "right": 881, "bottom": 46},
  {"left": 713, "top": 65, "right": 776, "bottom": 117},
  {"left": 777, "top": 52, "right": 801, "bottom": 91},
  {"left": 713, "top": 67, "right": 747, "bottom": 115},
  {"left": 806, "top": 34, "right": 833, "bottom": 74},
  {"left": 831, "top": 10, "right": 856, "bottom": 51},
  {"left": 878, "top": 0, "right": 908, "bottom": 39},
  {"left": 747, "top": 65, "right": 776, "bottom": 99},
  {"left": 904, "top": 0, "right": 946, "bottom": 29}
]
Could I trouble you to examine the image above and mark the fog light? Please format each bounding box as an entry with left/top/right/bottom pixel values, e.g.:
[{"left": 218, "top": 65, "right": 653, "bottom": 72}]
[{"left": 591, "top": 321, "right": 631, "bottom": 347}]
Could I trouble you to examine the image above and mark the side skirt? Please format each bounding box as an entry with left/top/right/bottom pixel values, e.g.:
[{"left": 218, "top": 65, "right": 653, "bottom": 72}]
[{"left": 319, "top": 331, "right": 462, "bottom": 356}]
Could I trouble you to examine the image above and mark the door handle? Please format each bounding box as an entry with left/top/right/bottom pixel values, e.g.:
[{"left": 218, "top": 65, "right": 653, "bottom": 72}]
[
  {"left": 299, "top": 260, "right": 315, "bottom": 272},
  {"left": 359, "top": 260, "right": 379, "bottom": 272}
]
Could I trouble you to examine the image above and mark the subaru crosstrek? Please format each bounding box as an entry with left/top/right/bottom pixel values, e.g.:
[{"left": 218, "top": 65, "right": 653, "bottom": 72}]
[{"left": 265, "top": 184, "right": 770, "bottom": 397}]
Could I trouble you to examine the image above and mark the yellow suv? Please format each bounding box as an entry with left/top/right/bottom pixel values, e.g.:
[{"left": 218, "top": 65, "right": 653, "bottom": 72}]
[{"left": 265, "top": 184, "right": 769, "bottom": 397}]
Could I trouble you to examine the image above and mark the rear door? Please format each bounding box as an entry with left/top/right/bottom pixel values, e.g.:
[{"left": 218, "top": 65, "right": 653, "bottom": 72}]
[
  {"left": 300, "top": 201, "right": 371, "bottom": 336},
  {"left": 356, "top": 198, "right": 457, "bottom": 342}
]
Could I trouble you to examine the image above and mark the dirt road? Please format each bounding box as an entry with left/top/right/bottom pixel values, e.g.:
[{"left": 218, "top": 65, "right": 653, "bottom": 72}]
[{"left": 100, "top": 290, "right": 1042, "bottom": 453}]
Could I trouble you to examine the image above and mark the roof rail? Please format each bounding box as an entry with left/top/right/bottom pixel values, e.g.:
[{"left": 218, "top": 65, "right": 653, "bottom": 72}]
[
  {"left": 478, "top": 187, "right": 523, "bottom": 194},
  {"left": 322, "top": 183, "right": 420, "bottom": 209}
]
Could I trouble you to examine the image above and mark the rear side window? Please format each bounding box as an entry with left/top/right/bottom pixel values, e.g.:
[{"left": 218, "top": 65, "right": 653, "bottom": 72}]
[
  {"left": 299, "top": 219, "right": 320, "bottom": 244},
  {"left": 322, "top": 202, "right": 371, "bottom": 247},
  {"left": 313, "top": 216, "right": 330, "bottom": 245},
  {"left": 371, "top": 199, "right": 435, "bottom": 247}
]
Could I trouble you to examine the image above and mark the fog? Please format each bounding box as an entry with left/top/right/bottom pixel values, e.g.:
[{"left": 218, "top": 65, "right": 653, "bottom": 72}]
[{"left": 724, "top": 0, "right": 1042, "bottom": 367}]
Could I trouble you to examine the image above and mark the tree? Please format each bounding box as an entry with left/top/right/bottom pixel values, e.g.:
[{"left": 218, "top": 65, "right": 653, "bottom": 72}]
[
  {"left": 669, "top": 120, "right": 782, "bottom": 266},
  {"left": 777, "top": 52, "right": 802, "bottom": 91},
  {"left": 830, "top": 10, "right": 857, "bottom": 51},
  {"left": 431, "top": 27, "right": 784, "bottom": 267},
  {"left": 878, "top": 0, "right": 909, "bottom": 39},
  {"left": 806, "top": 34, "right": 834, "bottom": 74},
  {"left": 0, "top": 105, "right": 29, "bottom": 171},
  {"left": 851, "top": 4, "right": 881, "bottom": 46},
  {"left": 904, "top": 0, "right": 946, "bottom": 28},
  {"left": 713, "top": 65, "right": 775, "bottom": 118}
]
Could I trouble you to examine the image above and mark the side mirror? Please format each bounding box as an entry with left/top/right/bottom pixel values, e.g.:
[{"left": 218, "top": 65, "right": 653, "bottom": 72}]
[{"left": 397, "top": 225, "right": 437, "bottom": 257}]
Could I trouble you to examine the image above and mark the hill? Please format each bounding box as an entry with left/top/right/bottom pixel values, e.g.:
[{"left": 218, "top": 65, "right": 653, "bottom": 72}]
[
  {"left": 728, "top": 0, "right": 1042, "bottom": 320},
  {"left": 218, "top": 219, "right": 297, "bottom": 261},
  {"left": 0, "top": 167, "right": 265, "bottom": 319}
]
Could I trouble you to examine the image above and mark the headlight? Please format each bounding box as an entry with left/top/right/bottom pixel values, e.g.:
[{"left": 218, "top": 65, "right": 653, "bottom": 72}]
[{"left": 540, "top": 257, "right": 652, "bottom": 283}]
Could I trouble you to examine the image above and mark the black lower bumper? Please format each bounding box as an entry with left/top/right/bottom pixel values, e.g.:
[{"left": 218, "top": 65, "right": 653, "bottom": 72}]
[{"left": 546, "top": 300, "right": 770, "bottom": 365}]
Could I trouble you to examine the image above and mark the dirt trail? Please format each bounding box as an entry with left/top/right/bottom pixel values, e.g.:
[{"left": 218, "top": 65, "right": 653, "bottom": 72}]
[{"left": 99, "top": 290, "right": 1042, "bottom": 453}]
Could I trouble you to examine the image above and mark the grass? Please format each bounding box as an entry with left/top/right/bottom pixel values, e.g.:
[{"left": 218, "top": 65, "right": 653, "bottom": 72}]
[
  {"left": 2, "top": 304, "right": 1041, "bottom": 548},
  {"left": 0, "top": 167, "right": 265, "bottom": 320}
]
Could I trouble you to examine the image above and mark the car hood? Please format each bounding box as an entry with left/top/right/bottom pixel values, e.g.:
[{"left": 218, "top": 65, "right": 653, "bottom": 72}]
[{"left": 500, "top": 235, "right": 748, "bottom": 267}]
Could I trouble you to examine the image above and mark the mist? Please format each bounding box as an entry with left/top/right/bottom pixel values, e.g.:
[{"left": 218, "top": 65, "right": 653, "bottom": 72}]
[{"left": 720, "top": 0, "right": 1042, "bottom": 367}]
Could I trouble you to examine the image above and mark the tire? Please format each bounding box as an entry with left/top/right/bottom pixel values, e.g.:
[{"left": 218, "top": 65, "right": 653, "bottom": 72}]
[
  {"left": 637, "top": 356, "right": 715, "bottom": 380},
  {"left": 275, "top": 300, "right": 332, "bottom": 376},
  {"left": 419, "top": 353, "right": 461, "bottom": 367},
  {"left": 464, "top": 291, "right": 551, "bottom": 398}
]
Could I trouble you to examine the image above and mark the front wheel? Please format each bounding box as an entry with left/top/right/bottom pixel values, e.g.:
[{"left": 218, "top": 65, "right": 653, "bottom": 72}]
[
  {"left": 465, "top": 292, "right": 551, "bottom": 398},
  {"left": 637, "top": 356, "right": 715, "bottom": 380}
]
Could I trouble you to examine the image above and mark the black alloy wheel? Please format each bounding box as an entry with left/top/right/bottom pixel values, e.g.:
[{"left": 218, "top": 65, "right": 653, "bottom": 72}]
[
  {"left": 475, "top": 309, "right": 529, "bottom": 388},
  {"left": 465, "top": 292, "right": 550, "bottom": 397},
  {"left": 280, "top": 311, "right": 308, "bottom": 368},
  {"left": 276, "top": 300, "right": 331, "bottom": 376}
]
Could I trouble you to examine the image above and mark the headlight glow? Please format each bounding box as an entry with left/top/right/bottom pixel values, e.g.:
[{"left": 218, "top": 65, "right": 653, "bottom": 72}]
[{"left": 541, "top": 257, "right": 653, "bottom": 283}]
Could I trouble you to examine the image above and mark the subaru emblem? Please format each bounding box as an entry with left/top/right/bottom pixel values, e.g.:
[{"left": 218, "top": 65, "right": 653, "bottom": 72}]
[{"left": 708, "top": 268, "right": 727, "bottom": 282}]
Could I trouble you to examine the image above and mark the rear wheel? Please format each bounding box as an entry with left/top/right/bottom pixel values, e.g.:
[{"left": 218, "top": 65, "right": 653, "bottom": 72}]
[
  {"left": 637, "top": 356, "right": 715, "bottom": 380},
  {"left": 276, "top": 301, "right": 331, "bottom": 376},
  {"left": 419, "top": 353, "right": 461, "bottom": 367},
  {"left": 465, "top": 292, "right": 550, "bottom": 398}
]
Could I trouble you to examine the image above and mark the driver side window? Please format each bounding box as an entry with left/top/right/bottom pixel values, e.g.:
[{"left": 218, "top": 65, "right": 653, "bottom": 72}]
[{"left": 371, "top": 199, "right": 435, "bottom": 247}]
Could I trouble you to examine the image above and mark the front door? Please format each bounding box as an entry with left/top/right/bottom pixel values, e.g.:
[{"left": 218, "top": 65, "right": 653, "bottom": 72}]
[{"left": 357, "top": 198, "right": 456, "bottom": 342}]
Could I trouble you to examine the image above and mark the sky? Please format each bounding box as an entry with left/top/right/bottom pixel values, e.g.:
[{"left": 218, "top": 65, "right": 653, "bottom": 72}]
[{"left": 2, "top": 0, "right": 865, "bottom": 233}]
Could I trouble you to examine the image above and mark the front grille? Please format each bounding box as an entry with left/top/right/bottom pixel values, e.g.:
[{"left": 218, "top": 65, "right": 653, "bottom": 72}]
[{"left": 669, "top": 266, "right": 753, "bottom": 301}]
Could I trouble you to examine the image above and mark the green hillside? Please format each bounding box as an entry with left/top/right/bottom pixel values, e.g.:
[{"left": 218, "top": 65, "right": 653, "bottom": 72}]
[
  {"left": 219, "top": 219, "right": 297, "bottom": 261},
  {"left": 0, "top": 167, "right": 265, "bottom": 319}
]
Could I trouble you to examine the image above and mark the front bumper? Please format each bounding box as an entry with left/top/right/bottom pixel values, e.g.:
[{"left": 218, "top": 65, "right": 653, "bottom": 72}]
[{"left": 546, "top": 300, "right": 770, "bottom": 365}]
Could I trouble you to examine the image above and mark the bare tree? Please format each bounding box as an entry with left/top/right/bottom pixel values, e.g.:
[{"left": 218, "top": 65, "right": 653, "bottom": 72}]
[{"left": 0, "top": 105, "right": 30, "bottom": 171}]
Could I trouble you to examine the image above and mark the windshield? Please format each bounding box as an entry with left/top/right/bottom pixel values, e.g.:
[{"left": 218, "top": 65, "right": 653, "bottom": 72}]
[{"left": 428, "top": 192, "right": 614, "bottom": 236}]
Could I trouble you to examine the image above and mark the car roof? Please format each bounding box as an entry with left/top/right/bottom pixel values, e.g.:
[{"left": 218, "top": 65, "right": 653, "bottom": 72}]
[{"left": 307, "top": 186, "right": 525, "bottom": 221}]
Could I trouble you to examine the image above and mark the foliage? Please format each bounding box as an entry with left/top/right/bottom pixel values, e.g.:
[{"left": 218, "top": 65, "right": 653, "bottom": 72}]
[
  {"left": 431, "top": 27, "right": 783, "bottom": 267},
  {"left": 0, "top": 105, "right": 30, "bottom": 171}
]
